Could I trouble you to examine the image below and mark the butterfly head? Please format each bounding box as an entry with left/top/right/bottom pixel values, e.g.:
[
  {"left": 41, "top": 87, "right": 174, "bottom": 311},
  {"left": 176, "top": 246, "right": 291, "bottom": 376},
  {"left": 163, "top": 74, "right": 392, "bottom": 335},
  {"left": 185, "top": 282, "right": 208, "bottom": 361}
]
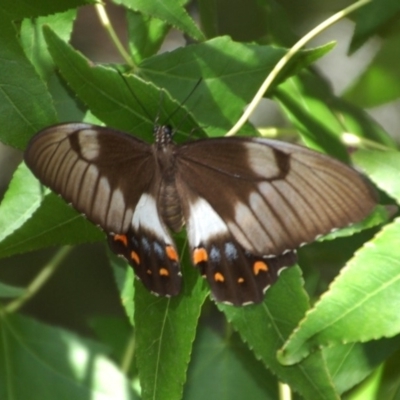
[{"left": 154, "top": 125, "right": 174, "bottom": 148}]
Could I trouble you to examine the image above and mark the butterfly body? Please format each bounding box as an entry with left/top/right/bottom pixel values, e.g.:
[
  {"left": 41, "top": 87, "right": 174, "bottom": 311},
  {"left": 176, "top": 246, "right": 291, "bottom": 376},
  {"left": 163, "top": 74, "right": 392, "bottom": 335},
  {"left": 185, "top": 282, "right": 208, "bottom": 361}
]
[{"left": 25, "top": 123, "right": 377, "bottom": 305}]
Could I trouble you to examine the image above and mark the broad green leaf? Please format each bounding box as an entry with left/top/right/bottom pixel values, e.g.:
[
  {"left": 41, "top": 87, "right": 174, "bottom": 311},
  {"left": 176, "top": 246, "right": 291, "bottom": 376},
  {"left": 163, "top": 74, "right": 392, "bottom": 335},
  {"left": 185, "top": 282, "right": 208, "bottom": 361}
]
[
  {"left": 113, "top": 0, "right": 204, "bottom": 42},
  {"left": 140, "top": 38, "right": 334, "bottom": 137},
  {"left": 350, "top": 0, "right": 400, "bottom": 52},
  {"left": 109, "top": 251, "right": 135, "bottom": 325},
  {"left": 261, "top": 0, "right": 298, "bottom": 46},
  {"left": 279, "top": 218, "right": 400, "bottom": 365},
  {"left": 0, "top": 281, "right": 25, "bottom": 298},
  {"left": 0, "top": 313, "right": 137, "bottom": 400},
  {"left": 275, "top": 73, "right": 349, "bottom": 161},
  {"left": 44, "top": 27, "right": 334, "bottom": 140},
  {"left": 127, "top": 10, "right": 170, "bottom": 64},
  {"left": 325, "top": 337, "right": 400, "bottom": 394},
  {"left": 353, "top": 149, "right": 400, "bottom": 202},
  {"left": 20, "top": 9, "right": 77, "bottom": 80},
  {"left": 334, "top": 100, "right": 396, "bottom": 149},
  {"left": 375, "top": 348, "right": 400, "bottom": 400},
  {"left": 134, "top": 244, "right": 208, "bottom": 400},
  {"left": 346, "top": 366, "right": 384, "bottom": 400},
  {"left": 184, "top": 326, "right": 277, "bottom": 400},
  {"left": 89, "top": 316, "right": 135, "bottom": 377},
  {"left": 43, "top": 26, "right": 202, "bottom": 143},
  {"left": 320, "top": 205, "right": 389, "bottom": 242},
  {"left": 0, "top": 193, "right": 103, "bottom": 259},
  {"left": 221, "top": 267, "right": 340, "bottom": 400},
  {"left": 0, "top": 163, "right": 49, "bottom": 242},
  {"left": 345, "top": 31, "right": 400, "bottom": 107},
  {"left": 274, "top": 71, "right": 396, "bottom": 162},
  {"left": 0, "top": 11, "right": 56, "bottom": 149}
]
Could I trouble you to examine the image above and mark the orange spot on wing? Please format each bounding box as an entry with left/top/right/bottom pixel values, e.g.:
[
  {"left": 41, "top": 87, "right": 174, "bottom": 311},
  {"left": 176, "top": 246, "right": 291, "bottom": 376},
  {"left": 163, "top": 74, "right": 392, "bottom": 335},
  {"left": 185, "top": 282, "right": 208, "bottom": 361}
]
[
  {"left": 146, "top": 269, "right": 152, "bottom": 275},
  {"left": 114, "top": 234, "right": 128, "bottom": 247},
  {"left": 238, "top": 277, "right": 245, "bottom": 283},
  {"left": 131, "top": 251, "right": 140, "bottom": 265},
  {"left": 214, "top": 272, "right": 225, "bottom": 282},
  {"left": 253, "top": 261, "right": 268, "bottom": 275},
  {"left": 166, "top": 245, "right": 179, "bottom": 262},
  {"left": 159, "top": 268, "right": 169, "bottom": 277},
  {"left": 193, "top": 248, "right": 208, "bottom": 264}
]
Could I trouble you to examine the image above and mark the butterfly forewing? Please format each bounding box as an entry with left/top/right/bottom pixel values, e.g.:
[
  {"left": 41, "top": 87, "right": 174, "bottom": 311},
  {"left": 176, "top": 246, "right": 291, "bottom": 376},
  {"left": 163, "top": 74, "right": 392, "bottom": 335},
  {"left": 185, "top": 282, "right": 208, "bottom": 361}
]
[{"left": 25, "top": 123, "right": 154, "bottom": 233}]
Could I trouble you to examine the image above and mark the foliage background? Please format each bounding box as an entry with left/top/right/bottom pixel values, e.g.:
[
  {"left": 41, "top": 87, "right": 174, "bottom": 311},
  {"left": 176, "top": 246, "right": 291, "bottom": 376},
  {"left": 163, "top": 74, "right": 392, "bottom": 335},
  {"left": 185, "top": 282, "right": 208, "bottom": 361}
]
[{"left": 0, "top": 0, "right": 400, "bottom": 399}]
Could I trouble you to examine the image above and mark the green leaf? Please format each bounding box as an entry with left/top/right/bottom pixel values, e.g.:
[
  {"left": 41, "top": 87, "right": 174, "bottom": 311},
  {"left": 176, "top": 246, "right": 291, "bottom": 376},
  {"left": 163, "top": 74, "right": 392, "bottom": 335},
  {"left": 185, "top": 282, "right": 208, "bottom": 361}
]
[
  {"left": 109, "top": 251, "right": 135, "bottom": 325},
  {"left": 345, "top": 31, "right": 400, "bottom": 107},
  {"left": 43, "top": 26, "right": 201, "bottom": 143},
  {"left": 43, "top": 27, "right": 334, "bottom": 140},
  {"left": 350, "top": 0, "right": 400, "bottom": 52},
  {"left": 184, "top": 326, "right": 278, "bottom": 399},
  {"left": 20, "top": 9, "right": 77, "bottom": 80},
  {"left": 134, "top": 245, "right": 208, "bottom": 400},
  {"left": 221, "top": 267, "right": 340, "bottom": 400},
  {"left": 127, "top": 10, "right": 170, "bottom": 64},
  {"left": 140, "top": 38, "right": 333, "bottom": 137},
  {"left": 0, "top": 313, "right": 138, "bottom": 399},
  {"left": 0, "top": 11, "right": 57, "bottom": 149},
  {"left": 89, "top": 316, "right": 135, "bottom": 376},
  {"left": 333, "top": 99, "right": 397, "bottom": 149},
  {"left": 0, "top": 281, "right": 26, "bottom": 298},
  {"left": 275, "top": 73, "right": 350, "bottom": 161},
  {"left": 320, "top": 205, "right": 389, "bottom": 242},
  {"left": 0, "top": 163, "right": 49, "bottom": 242},
  {"left": 1, "top": 0, "right": 94, "bottom": 20},
  {"left": 376, "top": 348, "right": 400, "bottom": 399},
  {"left": 279, "top": 218, "right": 400, "bottom": 365},
  {"left": 113, "top": 0, "right": 204, "bottom": 42},
  {"left": 274, "top": 70, "right": 396, "bottom": 162},
  {"left": 353, "top": 149, "right": 400, "bottom": 202},
  {"left": 325, "top": 338, "right": 400, "bottom": 394},
  {"left": 0, "top": 193, "right": 103, "bottom": 259}
]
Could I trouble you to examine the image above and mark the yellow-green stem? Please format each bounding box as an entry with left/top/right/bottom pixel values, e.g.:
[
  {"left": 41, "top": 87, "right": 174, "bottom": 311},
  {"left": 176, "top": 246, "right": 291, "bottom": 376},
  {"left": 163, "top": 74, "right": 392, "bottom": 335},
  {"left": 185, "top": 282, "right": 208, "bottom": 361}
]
[
  {"left": 225, "top": 0, "right": 372, "bottom": 137},
  {"left": 95, "top": 3, "right": 136, "bottom": 69},
  {"left": 4, "top": 246, "right": 73, "bottom": 314}
]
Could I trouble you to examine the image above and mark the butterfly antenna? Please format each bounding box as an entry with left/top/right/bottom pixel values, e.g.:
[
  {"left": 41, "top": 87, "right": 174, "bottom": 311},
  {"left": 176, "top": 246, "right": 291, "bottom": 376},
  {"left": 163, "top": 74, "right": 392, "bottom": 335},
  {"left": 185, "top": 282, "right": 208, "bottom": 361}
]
[
  {"left": 173, "top": 93, "right": 204, "bottom": 139},
  {"left": 164, "top": 78, "right": 203, "bottom": 126},
  {"left": 117, "top": 70, "right": 154, "bottom": 122},
  {"left": 155, "top": 90, "right": 165, "bottom": 126}
]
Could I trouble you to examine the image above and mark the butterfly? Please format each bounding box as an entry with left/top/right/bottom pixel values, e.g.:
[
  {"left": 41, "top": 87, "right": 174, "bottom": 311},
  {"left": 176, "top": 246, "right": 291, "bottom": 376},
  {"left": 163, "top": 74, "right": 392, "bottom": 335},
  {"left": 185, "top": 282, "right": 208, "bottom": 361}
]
[{"left": 24, "top": 122, "right": 377, "bottom": 306}]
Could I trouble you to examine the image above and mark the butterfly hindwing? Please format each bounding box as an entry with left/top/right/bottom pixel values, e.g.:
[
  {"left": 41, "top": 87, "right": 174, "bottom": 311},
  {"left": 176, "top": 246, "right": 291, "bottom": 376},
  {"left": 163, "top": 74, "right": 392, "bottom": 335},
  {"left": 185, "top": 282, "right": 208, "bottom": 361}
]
[
  {"left": 193, "top": 242, "right": 297, "bottom": 305},
  {"left": 174, "top": 187, "right": 296, "bottom": 304}
]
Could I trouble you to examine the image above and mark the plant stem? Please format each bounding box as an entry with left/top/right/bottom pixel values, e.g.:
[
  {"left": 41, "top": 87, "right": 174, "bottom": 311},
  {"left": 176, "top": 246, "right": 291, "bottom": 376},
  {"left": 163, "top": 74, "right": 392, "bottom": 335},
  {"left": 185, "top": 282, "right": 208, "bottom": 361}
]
[
  {"left": 95, "top": 3, "right": 136, "bottom": 69},
  {"left": 279, "top": 381, "right": 292, "bottom": 400},
  {"left": 4, "top": 246, "right": 73, "bottom": 314},
  {"left": 225, "top": 0, "right": 372, "bottom": 137},
  {"left": 120, "top": 330, "right": 136, "bottom": 374}
]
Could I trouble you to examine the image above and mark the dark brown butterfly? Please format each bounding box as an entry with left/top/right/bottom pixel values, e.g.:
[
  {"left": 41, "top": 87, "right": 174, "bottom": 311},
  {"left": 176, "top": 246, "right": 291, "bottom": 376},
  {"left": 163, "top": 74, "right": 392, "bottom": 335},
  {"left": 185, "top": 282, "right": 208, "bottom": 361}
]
[{"left": 24, "top": 122, "right": 377, "bottom": 305}]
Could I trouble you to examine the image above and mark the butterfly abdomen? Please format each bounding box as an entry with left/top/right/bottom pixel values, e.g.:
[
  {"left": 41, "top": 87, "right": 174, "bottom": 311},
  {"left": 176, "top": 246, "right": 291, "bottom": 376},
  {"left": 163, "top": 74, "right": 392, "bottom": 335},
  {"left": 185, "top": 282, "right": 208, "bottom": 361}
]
[{"left": 159, "top": 179, "right": 184, "bottom": 232}]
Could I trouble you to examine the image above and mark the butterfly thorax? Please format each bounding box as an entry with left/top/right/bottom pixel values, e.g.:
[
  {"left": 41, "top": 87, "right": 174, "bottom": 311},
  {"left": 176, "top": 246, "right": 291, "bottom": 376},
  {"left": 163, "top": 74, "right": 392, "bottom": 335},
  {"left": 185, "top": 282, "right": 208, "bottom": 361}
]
[
  {"left": 153, "top": 124, "right": 173, "bottom": 149},
  {"left": 153, "top": 125, "right": 184, "bottom": 233}
]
